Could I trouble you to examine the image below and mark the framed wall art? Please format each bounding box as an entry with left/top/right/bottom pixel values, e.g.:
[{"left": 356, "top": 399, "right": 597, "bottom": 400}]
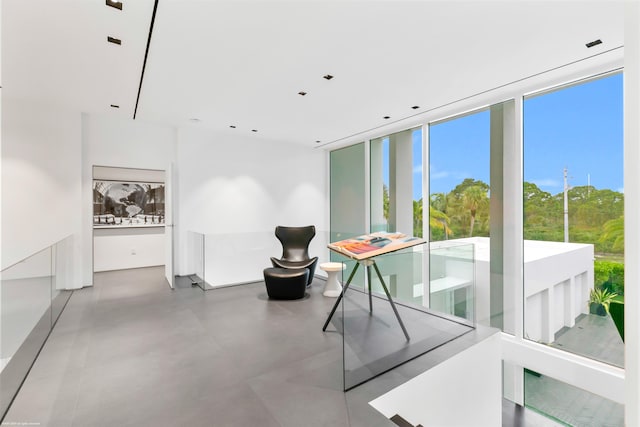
[{"left": 93, "top": 180, "right": 165, "bottom": 227}]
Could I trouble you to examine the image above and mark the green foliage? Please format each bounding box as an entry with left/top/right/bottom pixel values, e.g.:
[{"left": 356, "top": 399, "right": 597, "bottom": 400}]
[
  {"left": 609, "top": 301, "right": 624, "bottom": 342},
  {"left": 588, "top": 288, "right": 618, "bottom": 314},
  {"left": 430, "top": 179, "right": 490, "bottom": 240},
  {"left": 600, "top": 216, "right": 624, "bottom": 252},
  {"left": 523, "top": 183, "right": 624, "bottom": 254},
  {"left": 423, "top": 176, "right": 625, "bottom": 294},
  {"left": 413, "top": 199, "right": 422, "bottom": 238},
  {"left": 383, "top": 184, "right": 389, "bottom": 221},
  {"left": 594, "top": 260, "right": 625, "bottom": 295}
]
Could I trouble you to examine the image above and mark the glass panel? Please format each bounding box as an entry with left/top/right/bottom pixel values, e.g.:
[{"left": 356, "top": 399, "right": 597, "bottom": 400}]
[
  {"left": 429, "top": 111, "right": 490, "bottom": 242},
  {"left": 429, "top": 108, "right": 497, "bottom": 328},
  {"left": 0, "top": 236, "right": 74, "bottom": 420},
  {"left": 330, "top": 143, "right": 366, "bottom": 287},
  {"left": 1, "top": 247, "right": 53, "bottom": 373},
  {"left": 184, "top": 230, "right": 330, "bottom": 290},
  {"left": 51, "top": 235, "right": 74, "bottom": 322},
  {"left": 523, "top": 73, "right": 624, "bottom": 366},
  {"left": 204, "top": 231, "right": 275, "bottom": 288},
  {"left": 186, "top": 231, "right": 208, "bottom": 290},
  {"left": 370, "top": 127, "right": 423, "bottom": 237},
  {"left": 429, "top": 241, "right": 475, "bottom": 325},
  {"left": 334, "top": 245, "right": 474, "bottom": 391},
  {"left": 524, "top": 369, "right": 624, "bottom": 426}
]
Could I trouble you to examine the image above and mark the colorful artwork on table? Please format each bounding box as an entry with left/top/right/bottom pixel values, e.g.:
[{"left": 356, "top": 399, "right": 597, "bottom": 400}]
[{"left": 328, "top": 232, "right": 425, "bottom": 260}]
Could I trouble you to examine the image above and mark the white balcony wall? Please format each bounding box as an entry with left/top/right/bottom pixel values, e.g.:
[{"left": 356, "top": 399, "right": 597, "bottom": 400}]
[{"left": 431, "top": 237, "right": 593, "bottom": 344}]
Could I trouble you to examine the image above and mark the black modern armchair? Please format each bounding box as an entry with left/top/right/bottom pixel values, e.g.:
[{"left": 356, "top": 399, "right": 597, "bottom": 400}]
[{"left": 270, "top": 225, "right": 318, "bottom": 286}]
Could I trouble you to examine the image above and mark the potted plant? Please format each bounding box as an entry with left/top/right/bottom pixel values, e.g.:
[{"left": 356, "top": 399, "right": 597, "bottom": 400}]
[{"left": 589, "top": 288, "right": 617, "bottom": 316}]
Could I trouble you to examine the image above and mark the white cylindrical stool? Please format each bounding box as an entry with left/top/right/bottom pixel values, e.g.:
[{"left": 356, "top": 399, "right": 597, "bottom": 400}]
[{"left": 320, "top": 262, "right": 346, "bottom": 297}]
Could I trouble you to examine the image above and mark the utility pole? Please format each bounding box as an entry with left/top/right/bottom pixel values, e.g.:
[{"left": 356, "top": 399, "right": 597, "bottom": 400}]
[{"left": 564, "top": 167, "right": 569, "bottom": 242}]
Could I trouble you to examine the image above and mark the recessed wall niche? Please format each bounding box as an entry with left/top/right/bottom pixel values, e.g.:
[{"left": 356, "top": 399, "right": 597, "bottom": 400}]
[{"left": 92, "top": 166, "right": 166, "bottom": 272}]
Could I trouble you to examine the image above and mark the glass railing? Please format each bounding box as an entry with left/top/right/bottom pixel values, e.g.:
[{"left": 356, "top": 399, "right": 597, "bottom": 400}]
[
  {"left": 330, "top": 243, "right": 476, "bottom": 391},
  {"left": 0, "top": 235, "right": 75, "bottom": 421},
  {"left": 184, "top": 230, "right": 331, "bottom": 289},
  {"left": 181, "top": 230, "right": 477, "bottom": 391},
  {"left": 185, "top": 231, "right": 208, "bottom": 289},
  {"left": 429, "top": 241, "right": 476, "bottom": 325}
]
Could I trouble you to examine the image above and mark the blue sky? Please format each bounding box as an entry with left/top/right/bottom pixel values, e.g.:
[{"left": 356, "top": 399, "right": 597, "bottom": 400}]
[
  {"left": 424, "top": 72, "right": 623, "bottom": 197},
  {"left": 523, "top": 73, "right": 623, "bottom": 194},
  {"left": 428, "top": 111, "right": 490, "bottom": 195}
]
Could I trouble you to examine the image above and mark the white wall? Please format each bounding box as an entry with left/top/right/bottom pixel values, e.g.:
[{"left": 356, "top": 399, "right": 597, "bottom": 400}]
[
  {"left": 176, "top": 127, "right": 327, "bottom": 280},
  {"left": 370, "top": 332, "right": 502, "bottom": 427},
  {"left": 1, "top": 98, "right": 83, "bottom": 289},
  {"left": 81, "top": 114, "right": 177, "bottom": 285},
  {"left": 93, "top": 228, "right": 165, "bottom": 272},
  {"left": 625, "top": 2, "right": 640, "bottom": 424}
]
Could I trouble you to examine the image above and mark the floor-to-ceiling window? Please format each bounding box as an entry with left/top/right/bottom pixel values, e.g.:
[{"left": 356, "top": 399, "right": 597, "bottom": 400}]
[
  {"left": 326, "top": 66, "right": 626, "bottom": 425},
  {"left": 523, "top": 72, "right": 624, "bottom": 424},
  {"left": 428, "top": 109, "right": 490, "bottom": 323},
  {"left": 429, "top": 110, "right": 490, "bottom": 242}
]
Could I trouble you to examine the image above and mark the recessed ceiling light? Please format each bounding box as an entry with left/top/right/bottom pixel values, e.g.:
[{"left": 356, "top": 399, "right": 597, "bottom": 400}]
[
  {"left": 411, "top": 105, "right": 420, "bottom": 109},
  {"left": 110, "top": 104, "right": 120, "bottom": 108},
  {"left": 323, "top": 74, "right": 334, "bottom": 80},
  {"left": 252, "top": 129, "right": 258, "bottom": 132},
  {"left": 107, "top": 36, "right": 122, "bottom": 45},
  {"left": 585, "top": 39, "right": 602, "bottom": 48},
  {"left": 230, "top": 125, "right": 236, "bottom": 129},
  {"left": 105, "top": 0, "right": 123, "bottom": 10},
  {"left": 298, "top": 91, "right": 307, "bottom": 96},
  {"left": 315, "top": 140, "right": 321, "bottom": 143},
  {"left": 383, "top": 116, "right": 390, "bottom": 119},
  {"left": 189, "top": 118, "right": 201, "bottom": 123}
]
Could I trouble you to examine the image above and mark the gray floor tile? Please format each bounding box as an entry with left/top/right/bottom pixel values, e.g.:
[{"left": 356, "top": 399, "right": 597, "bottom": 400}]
[{"left": 4, "top": 266, "right": 503, "bottom": 427}]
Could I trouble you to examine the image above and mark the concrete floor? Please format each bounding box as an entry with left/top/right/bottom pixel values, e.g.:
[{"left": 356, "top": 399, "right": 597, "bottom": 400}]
[
  {"left": 4, "top": 266, "right": 554, "bottom": 427},
  {"left": 522, "top": 313, "right": 626, "bottom": 427},
  {"left": 551, "top": 313, "right": 625, "bottom": 368},
  {"left": 524, "top": 371, "right": 624, "bottom": 427}
]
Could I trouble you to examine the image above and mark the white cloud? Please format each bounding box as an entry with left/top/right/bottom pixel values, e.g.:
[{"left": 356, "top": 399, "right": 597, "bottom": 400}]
[
  {"left": 618, "top": 187, "right": 624, "bottom": 193},
  {"left": 531, "top": 178, "right": 562, "bottom": 188},
  {"left": 428, "top": 165, "right": 470, "bottom": 181},
  {"left": 431, "top": 171, "right": 450, "bottom": 180},
  {"left": 413, "top": 164, "right": 423, "bottom": 175}
]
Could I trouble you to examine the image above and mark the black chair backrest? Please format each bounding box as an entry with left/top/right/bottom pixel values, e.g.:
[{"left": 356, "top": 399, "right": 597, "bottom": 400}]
[{"left": 275, "top": 225, "right": 316, "bottom": 262}]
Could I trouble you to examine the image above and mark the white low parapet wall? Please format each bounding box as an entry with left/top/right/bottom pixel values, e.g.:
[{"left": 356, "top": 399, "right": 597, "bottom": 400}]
[
  {"left": 431, "top": 237, "right": 594, "bottom": 344},
  {"left": 523, "top": 239, "right": 594, "bottom": 343},
  {"left": 369, "top": 332, "right": 502, "bottom": 427}
]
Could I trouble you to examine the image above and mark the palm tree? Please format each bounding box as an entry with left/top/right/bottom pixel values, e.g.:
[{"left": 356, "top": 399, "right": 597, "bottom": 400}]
[
  {"left": 429, "top": 206, "right": 452, "bottom": 239},
  {"left": 430, "top": 193, "right": 452, "bottom": 240},
  {"left": 462, "top": 185, "right": 489, "bottom": 237},
  {"left": 430, "top": 193, "right": 448, "bottom": 213},
  {"left": 413, "top": 199, "right": 423, "bottom": 237},
  {"left": 600, "top": 216, "right": 624, "bottom": 252}
]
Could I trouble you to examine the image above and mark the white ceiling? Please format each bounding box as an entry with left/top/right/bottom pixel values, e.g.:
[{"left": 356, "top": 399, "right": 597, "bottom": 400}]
[{"left": 2, "top": 1, "right": 625, "bottom": 147}]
